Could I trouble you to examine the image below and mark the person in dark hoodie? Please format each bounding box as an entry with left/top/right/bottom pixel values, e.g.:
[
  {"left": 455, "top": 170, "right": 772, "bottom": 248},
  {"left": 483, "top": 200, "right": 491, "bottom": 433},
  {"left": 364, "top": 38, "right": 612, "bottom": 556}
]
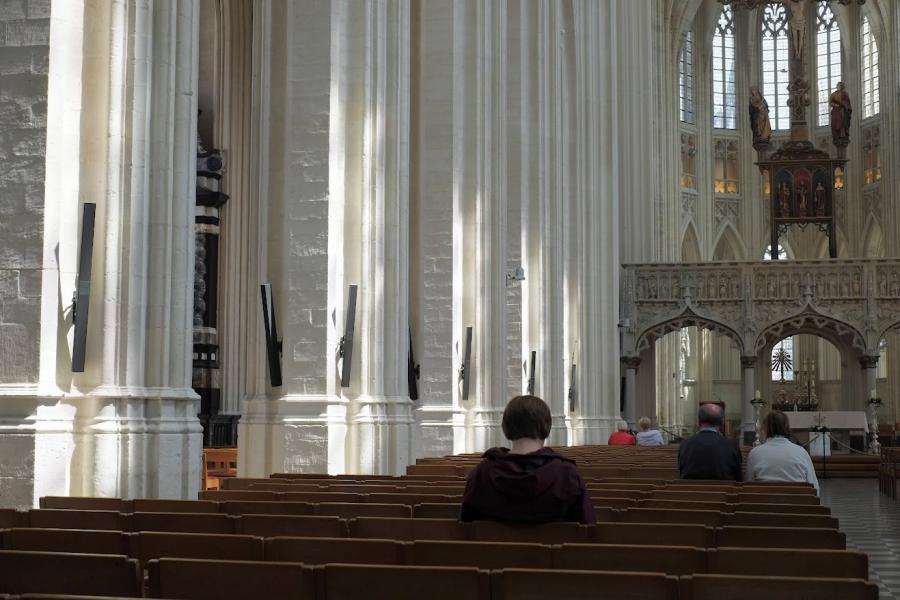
[{"left": 460, "top": 395, "right": 596, "bottom": 524}]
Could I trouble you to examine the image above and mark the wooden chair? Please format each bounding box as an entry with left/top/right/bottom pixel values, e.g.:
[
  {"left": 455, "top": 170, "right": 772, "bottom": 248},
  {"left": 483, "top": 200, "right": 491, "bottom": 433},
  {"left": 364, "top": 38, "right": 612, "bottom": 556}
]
[
  {"left": 148, "top": 557, "right": 313, "bottom": 600},
  {"left": 491, "top": 568, "right": 678, "bottom": 600},
  {"left": 678, "top": 574, "right": 877, "bottom": 600},
  {"left": 202, "top": 447, "right": 238, "bottom": 492},
  {"left": 0, "top": 550, "right": 141, "bottom": 597}
]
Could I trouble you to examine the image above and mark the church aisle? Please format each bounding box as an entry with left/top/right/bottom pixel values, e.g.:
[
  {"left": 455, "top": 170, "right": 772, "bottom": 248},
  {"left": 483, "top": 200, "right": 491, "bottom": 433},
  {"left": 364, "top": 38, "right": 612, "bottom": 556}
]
[{"left": 821, "top": 479, "right": 900, "bottom": 600}]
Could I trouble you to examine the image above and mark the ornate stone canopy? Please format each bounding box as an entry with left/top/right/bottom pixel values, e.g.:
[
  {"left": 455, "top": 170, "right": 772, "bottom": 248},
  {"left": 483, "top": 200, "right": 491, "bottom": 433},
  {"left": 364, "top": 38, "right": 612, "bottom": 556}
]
[{"left": 620, "top": 259, "right": 900, "bottom": 360}]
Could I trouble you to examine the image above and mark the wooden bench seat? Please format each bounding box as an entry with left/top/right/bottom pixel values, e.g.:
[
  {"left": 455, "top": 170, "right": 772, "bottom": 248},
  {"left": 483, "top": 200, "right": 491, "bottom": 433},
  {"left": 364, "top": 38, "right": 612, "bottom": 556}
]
[
  {"left": 553, "top": 543, "right": 706, "bottom": 576},
  {"left": 491, "top": 568, "right": 678, "bottom": 600},
  {"left": 132, "top": 499, "right": 220, "bottom": 514},
  {"left": 617, "top": 508, "right": 722, "bottom": 527},
  {"left": 131, "top": 512, "right": 234, "bottom": 535},
  {"left": 39, "top": 497, "right": 129, "bottom": 512},
  {"left": 130, "top": 532, "right": 263, "bottom": 569},
  {"left": 707, "top": 547, "right": 867, "bottom": 579},
  {"left": 405, "top": 540, "right": 552, "bottom": 570},
  {"left": 1, "top": 528, "right": 128, "bottom": 555},
  {"left": 0, "top": 550, "right": 141, "bottom": 597},
  {"left": 235, "top": 515, "right": 346, "bottom": 538},
  {"left": 221, "top": 500, "right": 314, "bottom": 516},
  {"left": 148, "top": 557, "right": 313, "bottom": 600},
  {"left": 716, "top": 526, "right": 845, "bottom": 549},
  {"left": 412, "top": 503, "right": 459, "bottom": 519},
  {"left": 348, "top": 517, "right": 466, "bottom": 541},
  {"left": 734, "top": 493, "right": 820, "bottom": 505},
  {"left": 0, "top": 509, "right": 22, "bottom": 529},
  {"left": 28, "top": 509, "right": 124, "bottom": 531},
  {"left": 313, "top": 502, "right": 412, "bottom": 519},
  {"left": 594, "top": 523, "right": 714, "bottom": 548},
  {"left": 678, "top": 574, "right": 877, "bottom": 600},
  {"left": 264, "top": 536, "right": 402, "bottom": 565},
  {"left": 723, "top": 511, "right": 838, "bottom": 529},
  {"left": 317, "top": 563, "right": 490, "bottom": 600},
  {"left": 467, "top": 521, "right": 591, "bottom": 544}
]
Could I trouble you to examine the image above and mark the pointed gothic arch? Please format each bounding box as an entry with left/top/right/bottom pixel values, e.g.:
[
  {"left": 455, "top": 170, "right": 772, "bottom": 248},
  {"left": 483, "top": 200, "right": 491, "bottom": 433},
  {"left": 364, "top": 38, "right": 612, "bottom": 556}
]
[
  {"left": 712, "top": 222, "right": 745, "bottom": 261},
  {"left": 681, "top": 221, "right": 702, "bottom": 262}
]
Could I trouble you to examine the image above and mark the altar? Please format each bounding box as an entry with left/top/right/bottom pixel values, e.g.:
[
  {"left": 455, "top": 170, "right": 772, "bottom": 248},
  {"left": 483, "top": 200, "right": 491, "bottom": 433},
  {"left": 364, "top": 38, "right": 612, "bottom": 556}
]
[{"left": 787, "top": 411, "right": 869, "bottom": 455}]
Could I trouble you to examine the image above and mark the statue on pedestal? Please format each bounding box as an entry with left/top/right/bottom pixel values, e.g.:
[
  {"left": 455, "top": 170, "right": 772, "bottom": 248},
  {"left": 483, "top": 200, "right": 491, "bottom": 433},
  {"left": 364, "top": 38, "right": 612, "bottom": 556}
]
[
  {"left": 829, "top": 81, "right": 852, "bottom": 146},
  {"left": 749, "top": 86, "right": 772, "bottom": 144}
]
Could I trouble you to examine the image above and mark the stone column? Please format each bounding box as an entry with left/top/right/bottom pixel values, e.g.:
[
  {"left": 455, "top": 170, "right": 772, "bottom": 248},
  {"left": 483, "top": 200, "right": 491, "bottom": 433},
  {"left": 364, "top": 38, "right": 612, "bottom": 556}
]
[
  {"left": 741, "top": 356, "right": 757, "bottom": 445},
  {"left": 622, "top": 357, "right": 641, "bottom": 428},
  {"left": 451, "top": 0, "right": 508, "bottom": 454},
  {"left": 860, "top": 355, "right": 879, "bottom": 402}
]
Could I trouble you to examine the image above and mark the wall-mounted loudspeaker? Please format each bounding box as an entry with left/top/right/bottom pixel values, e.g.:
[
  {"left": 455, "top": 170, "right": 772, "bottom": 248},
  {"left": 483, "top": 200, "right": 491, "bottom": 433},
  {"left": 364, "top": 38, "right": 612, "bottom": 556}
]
[
  {"left": 72, "top": 202, "right": 96, "bottom": 372},
  {"left": 260, "top": 283, "right": 283, "bottom": 387}
]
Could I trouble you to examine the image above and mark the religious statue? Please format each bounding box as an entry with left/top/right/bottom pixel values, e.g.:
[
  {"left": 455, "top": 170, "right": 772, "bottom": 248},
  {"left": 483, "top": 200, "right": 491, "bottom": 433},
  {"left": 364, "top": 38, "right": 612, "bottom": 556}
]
[
  {"left": 749, "top": 86, "right": 772, "bottom": 144},
  {"left": 778, "top": 181, "right": 791, "bottom": 217},
  {"left": 814, "top": 182, "right": 826, "bottom": 216},
  {"left": 787, "top": 1, "right": 807, "bottom": 59},
  {"left": 829, "top": 81, "right": 852, "bottom": 144},
  {"left": 796, "top": 181, "right": 808, "bottom": 216}
]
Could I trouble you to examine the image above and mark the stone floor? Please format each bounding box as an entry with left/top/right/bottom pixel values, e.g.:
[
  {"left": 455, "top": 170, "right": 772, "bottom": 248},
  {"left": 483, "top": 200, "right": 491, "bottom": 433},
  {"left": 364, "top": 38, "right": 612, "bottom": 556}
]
[{"left": 820, "top": 479, "right": 900, "bottom": 600}]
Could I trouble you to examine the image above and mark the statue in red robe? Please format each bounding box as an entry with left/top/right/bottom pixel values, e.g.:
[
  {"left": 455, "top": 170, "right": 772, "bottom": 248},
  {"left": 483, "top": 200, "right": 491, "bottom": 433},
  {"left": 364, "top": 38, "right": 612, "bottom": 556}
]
[{"left": 830, "top": 82, "right": 852, "bottom": 143}]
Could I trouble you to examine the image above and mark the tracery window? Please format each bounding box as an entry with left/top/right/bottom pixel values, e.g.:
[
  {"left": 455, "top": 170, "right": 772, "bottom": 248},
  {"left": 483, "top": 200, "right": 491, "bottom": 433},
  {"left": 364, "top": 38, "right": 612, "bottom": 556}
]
[
  {"left": 713, "top": 139, "right": 739, "bottom": 194},
  {"left": 712, "top": 6, "right": 736, "bottom": 129},
  {"left": 860, "top": 16, "right": 879, "bottom": 118},
  {"left": 815, "top": 5, "right": 842, "bottom": 127},
  {"left": 679, "top": 31, "right": 695, "bottom": 124},
  {"left": 761, "top": 4, "right": 790, "bottom": 130}
]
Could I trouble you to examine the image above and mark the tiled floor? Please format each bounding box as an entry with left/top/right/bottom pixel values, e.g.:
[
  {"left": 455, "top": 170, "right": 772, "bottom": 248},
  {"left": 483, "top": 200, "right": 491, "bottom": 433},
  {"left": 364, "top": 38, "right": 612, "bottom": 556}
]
[{"left": 820, "top": 479, "right": 900, "bottom": 600}]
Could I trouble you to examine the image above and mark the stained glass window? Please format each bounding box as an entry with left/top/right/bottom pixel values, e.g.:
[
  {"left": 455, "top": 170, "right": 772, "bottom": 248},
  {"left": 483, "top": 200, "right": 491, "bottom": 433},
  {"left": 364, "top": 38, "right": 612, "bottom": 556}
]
[{"left": 713, "top": 7, "right": 737, "bottom": 129}]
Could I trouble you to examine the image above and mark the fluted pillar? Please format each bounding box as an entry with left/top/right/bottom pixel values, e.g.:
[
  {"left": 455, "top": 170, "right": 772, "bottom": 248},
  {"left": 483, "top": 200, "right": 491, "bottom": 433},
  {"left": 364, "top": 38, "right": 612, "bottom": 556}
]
[{"left": 451, "top": 0, "right": 508, "bottom": 454}]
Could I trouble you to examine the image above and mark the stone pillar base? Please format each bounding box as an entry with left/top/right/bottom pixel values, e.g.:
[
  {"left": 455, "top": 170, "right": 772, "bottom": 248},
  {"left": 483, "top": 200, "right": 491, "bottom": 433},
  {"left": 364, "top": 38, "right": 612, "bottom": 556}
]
[
  {"left": 0, "top": 386, "right": 202, "bottom": 508},
  {"left": 239, "top": 395, "right": 415, "bottom": 477}
]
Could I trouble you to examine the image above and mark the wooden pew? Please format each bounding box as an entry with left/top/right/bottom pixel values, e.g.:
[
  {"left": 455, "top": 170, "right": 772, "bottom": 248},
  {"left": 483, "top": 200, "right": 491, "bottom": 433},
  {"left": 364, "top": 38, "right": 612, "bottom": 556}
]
[
  {"left": 1, "top": 528, "right": 128, "bottom": 555},
  {"left": 552, "top": 543, "right": 706, "bottom": 576},
  {"left": 130, "top": 532, "right": 264, "bottom": 569},
  {"left": 149, "top": 557, "right": 313, "bottom": 600},
  {"left": 264, "top": 536, "right": 403, "bottom": 565},
  {"left": 28, "top": 509, "right": 125, "bottom": 531},
  {"left": 0, "top": 550, "right": 141, "bottom": 597},
  {"left": 130, "top": 512, "right": 235, "bottom": 535},
  {"left": 313, "top": 502, "right": 412, "bottom": 519},
  {"left": 235, "top": 514, "right": 346, "bottom": 538},
  {"left": 491, "top": 568, "right": 678, "bottom": 600},
  {"left": 716, "top": 526, "right": 845, "bottom": 549},
  {"left": 707, "top": 547, "right": 868, "bottom": 579},
  {"left": 678, "top": 574, "right": 877, "bottom": 600},
  {"left": 467, "top": 521, "right": 591, "bottom": 544},
  {"left": 405, "top": 540, "right": 552, "bottom": 570},
  {"left": 316, "top": 563, "right": 490, "bottom": 600},
  {"left": 348, "top": 517, "right": 466, "bottom": 541},
  {"left": 594, "top": 523, "right": 714, "bottom": 548}
]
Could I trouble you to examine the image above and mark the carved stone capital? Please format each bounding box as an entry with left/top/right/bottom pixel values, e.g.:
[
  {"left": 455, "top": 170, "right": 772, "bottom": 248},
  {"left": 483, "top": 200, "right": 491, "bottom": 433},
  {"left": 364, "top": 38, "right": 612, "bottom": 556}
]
[
  {"left": 859, "top": 355, "right": 879, "bottom": 369},
  {"left": 740, "top": 356, "right": 758, "bottom": 369},
  {"left": 621, "top": 356, "right": 642, "bottom": 369}
]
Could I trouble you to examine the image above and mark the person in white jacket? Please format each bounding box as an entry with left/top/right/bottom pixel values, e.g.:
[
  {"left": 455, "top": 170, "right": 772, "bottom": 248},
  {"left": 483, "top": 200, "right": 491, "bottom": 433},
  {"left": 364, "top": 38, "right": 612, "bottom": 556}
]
[
  {"left": 745, "top": 409, "right": 819, "bottom": 494},
  {"left": 635, "top": 416, "right": 665, "bottom": 446}
]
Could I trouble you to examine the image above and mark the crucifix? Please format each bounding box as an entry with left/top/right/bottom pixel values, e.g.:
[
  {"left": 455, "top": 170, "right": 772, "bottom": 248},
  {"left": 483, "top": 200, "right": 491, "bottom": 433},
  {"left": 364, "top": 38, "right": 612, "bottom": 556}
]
[{"left": 719, "top": 0, "right": 863, "bottom": 260}]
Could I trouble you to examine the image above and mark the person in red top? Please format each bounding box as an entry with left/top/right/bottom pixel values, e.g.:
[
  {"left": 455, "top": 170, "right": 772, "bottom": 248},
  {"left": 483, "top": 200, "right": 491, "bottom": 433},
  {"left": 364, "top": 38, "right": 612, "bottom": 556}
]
[
  {"left": 607, "top": 420, "right": 636, "bottom": 445},
  {"left": 460, "top": 395, "right": 596, "bottom": 524}
]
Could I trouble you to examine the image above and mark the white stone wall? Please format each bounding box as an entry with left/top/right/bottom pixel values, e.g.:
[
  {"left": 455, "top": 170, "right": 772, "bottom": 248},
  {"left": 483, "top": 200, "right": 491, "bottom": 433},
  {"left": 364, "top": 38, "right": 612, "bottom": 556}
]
[{"left": 0, "top": 0, "right": 48, "bottom": 387}]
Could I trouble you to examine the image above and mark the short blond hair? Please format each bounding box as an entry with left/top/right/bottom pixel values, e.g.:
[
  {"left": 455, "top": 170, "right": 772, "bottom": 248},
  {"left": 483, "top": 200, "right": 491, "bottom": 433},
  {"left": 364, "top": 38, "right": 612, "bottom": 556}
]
[{"left": 638, "top": 417, "right": 651, "bottom": 430}]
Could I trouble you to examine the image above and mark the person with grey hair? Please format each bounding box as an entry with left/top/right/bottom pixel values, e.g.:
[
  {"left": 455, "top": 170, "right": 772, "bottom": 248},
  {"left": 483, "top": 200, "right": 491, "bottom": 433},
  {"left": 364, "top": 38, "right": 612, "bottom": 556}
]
[
  {"left": 635, "top": 417, "right": 665, "bottom": 446},
  {"left": 607, "top": 420, "right": 636, "bottom": 445},
  {"left": 678, "top": 403, "right": 742, "bottom": 481}
]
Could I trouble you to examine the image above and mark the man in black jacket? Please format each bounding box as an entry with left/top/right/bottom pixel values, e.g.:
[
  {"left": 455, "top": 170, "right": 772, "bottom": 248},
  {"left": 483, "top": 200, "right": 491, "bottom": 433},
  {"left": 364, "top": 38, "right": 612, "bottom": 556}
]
[{"left": 678, "top": 403, "right": 742, "bottom": 481}]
